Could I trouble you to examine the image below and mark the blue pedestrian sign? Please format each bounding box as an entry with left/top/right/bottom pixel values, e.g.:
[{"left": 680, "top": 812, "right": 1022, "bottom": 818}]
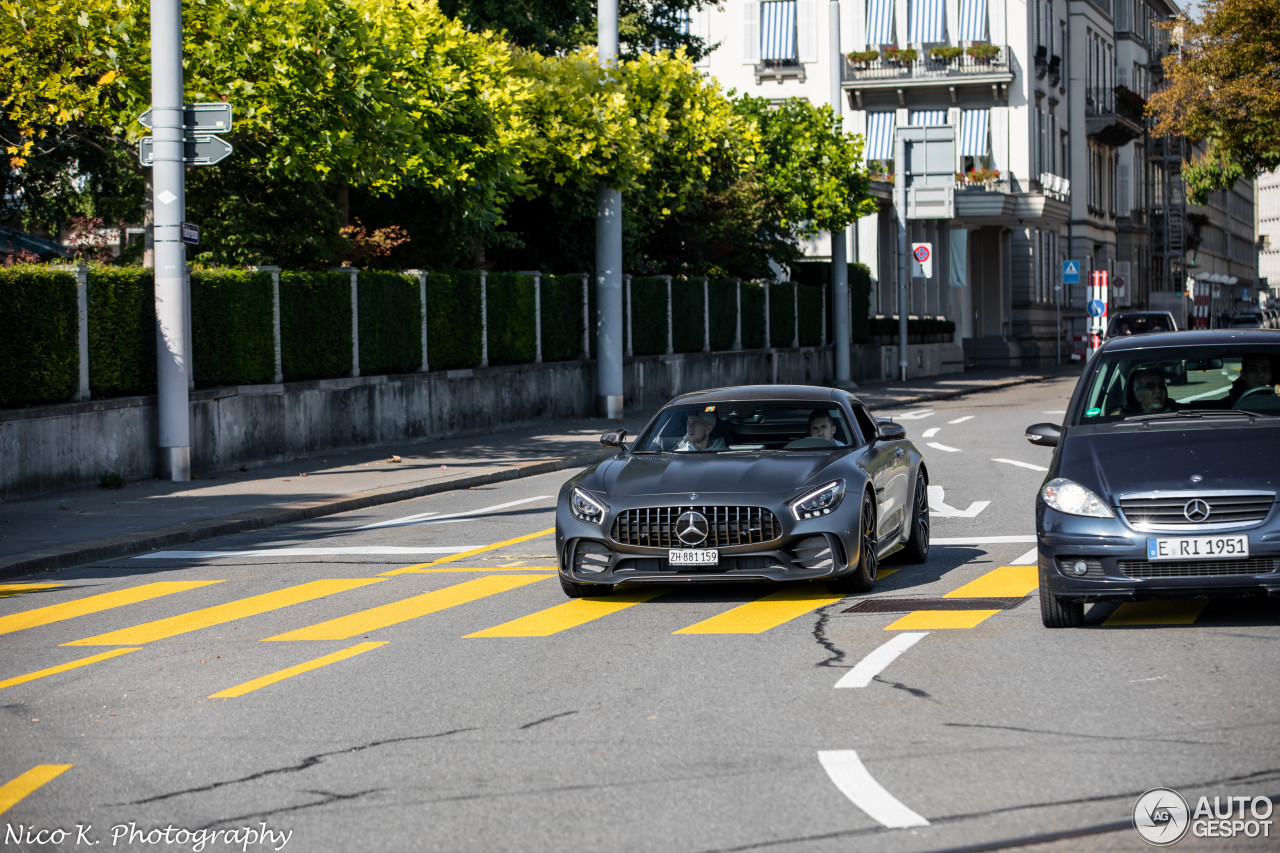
[
  {"left": 1087, "top": 298, "right": 1106, "bottom": 318},
  {"left": 1063, "top": 260, "right": 1081, "bottom": 284}
]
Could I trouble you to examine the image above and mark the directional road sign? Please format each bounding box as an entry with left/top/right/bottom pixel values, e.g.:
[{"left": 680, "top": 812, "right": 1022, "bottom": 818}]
[
  {"left": 138, "top": 102, "right": 233, "bottom": 134},
  {"left": 1087, "top": 298, "right": 1107, "bottom": 317},
  {"left": 1063, "top": 260, "right": 1080, "bottom": 284},
  {"left": 139, "top": 135, "right": 234, "bottom": 167}
]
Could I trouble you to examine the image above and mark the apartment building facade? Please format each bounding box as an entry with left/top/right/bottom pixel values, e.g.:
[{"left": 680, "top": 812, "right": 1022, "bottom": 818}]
[{"left": 693, "top": 0, "right": 1257, "bottom": 366}]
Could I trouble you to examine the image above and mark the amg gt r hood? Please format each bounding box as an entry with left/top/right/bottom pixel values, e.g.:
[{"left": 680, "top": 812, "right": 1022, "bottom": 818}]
[
  {"left": 596, "top": 453, "right": 839, "bottom": 497},
  {"left": 1060, "top": 423, "right": 1280, "bottom": 500}
]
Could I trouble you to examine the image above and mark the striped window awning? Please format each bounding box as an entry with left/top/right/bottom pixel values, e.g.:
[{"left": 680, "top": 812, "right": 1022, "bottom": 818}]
[
  {"left": 957, "top": 0, "right": 987, "bottom": 42},
  {"left": 909, "top": 109, "right": 947, "bottom": 126},
  {"left": 908, "top": 0, "right": 945, "bottom": 43},
  {"left": 865, "top": 0, "right": 894, "bottom": 45},
  {"left": 761, "top": 1, "right": 797, "bottom": 61},
  {"left": 865, "top": 111, "right": 896, "bottom": 161},
  {"left": 960, "top": 109, "right": 990, "bottom": 156}
]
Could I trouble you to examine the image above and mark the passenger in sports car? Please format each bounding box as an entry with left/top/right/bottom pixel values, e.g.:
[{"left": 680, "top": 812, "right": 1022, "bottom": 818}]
[{"left": 675, "top": 411, "right": 728, "bottom": 451}]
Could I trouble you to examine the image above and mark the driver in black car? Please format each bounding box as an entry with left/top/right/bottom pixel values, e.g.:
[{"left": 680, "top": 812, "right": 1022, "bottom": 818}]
[
  {"left": 1114, "top": 368, "right": 1184, "bottom": 415},
  {"left": 1226, "top": 354, "right": 1275, "bottom": 406}
]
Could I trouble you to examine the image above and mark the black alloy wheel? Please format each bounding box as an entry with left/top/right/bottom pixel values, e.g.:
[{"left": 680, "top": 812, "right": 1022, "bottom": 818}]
[
  {"left": 830, "top": 493, "right": 878, "bottom": 593},
  {"left": 898, "top": 473, "right": 930, "bottom": 564}
]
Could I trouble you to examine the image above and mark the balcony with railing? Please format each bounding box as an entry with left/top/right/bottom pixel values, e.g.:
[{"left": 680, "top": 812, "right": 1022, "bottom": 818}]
[
  {"left": 1085, "top": 85, "right": 1146, "bottom": 147},
  {"left": 842, "top": 44, "right": 1014, "bottom": 94}
]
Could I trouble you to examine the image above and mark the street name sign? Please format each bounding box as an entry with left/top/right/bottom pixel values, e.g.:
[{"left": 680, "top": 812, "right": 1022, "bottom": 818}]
[
  {"left": 180, "top": 223, "right": 200, "bottom": 245},
  {"left": 139, "top": 135, "right": 234, "bottom": 167}
]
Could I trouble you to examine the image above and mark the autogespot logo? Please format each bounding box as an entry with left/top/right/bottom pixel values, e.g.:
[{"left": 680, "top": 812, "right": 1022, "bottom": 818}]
[{"left": 1134, "top": 788, "right": 1191, "bottom": 846}]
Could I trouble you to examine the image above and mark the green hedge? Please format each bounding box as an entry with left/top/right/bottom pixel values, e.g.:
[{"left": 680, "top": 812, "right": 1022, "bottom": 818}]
[
  {"left": 797, "top": 283, "right": 824, "bottom": 346},
  {"left": 541, "top": 273, "right": 587, "bottom": 362},
  {"left": 850, "top": 263, "right": 872, "bottom": 343},
  {"left": 88, "top": 267, "right": 156, "bottom": 398},
  {"left": 486, "top": 271, "right": 536, "bottom": 366},
  {"left": 672, "top": 276, "right": 705, "bottom": 353},
  {"left": 0, "top": 266, "right": 79, "bottom": 407},
  {"left": 191, "top": 269, "right": 275, "bottom": 388},
  {"left": 868, "top": 315, "right": 957, "bottom": 338},
  {"left": 740, "top": 281, "right": 766, "bottom": 349},
  {"left": 708, "top": 277, "right": 738, "bottom": 351},
  {"left": 769, "top": 282, "right": 796, "bottom": 346},
  {"left": 281, "top": 270, "right": 352, "bottom": 381},
  {"left": 427, "top": 270, "right": 482, "bottom": 370},
  {"left": 629, "top": 276, "right": 668, "bottom": 356},
  {"left": 358, "top": 270, "right": 421, "bottom": 375}
]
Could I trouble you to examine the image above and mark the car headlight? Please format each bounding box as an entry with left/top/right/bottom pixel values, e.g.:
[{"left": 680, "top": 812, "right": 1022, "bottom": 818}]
[
  {"left": 570, "top": 486, "right": 608, "bottom": 525},
  {"left": 1042, "top": 478, "right": 1114, "bottom": 518},
  {"left": 791, "top": 480, "right": 846, "bottom": 521}
]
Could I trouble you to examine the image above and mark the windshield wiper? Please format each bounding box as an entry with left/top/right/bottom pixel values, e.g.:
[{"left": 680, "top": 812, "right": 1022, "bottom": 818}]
[{"left": 1124, "top": 409, "right": 1256, "bottom": 422}]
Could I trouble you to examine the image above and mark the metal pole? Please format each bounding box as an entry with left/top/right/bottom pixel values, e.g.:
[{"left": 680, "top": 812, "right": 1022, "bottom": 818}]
[
  {"left": 829, "top": 0, "right": 853, "bottom": 387},
  {"left": 895, "top": 131, "right": 909, "bottom": 381},
  {"left": 595, "top": 0, "right": 624, "bottom": 420},
  {"left": 151, "top": 0, "right": 190, "bottom": 480}
]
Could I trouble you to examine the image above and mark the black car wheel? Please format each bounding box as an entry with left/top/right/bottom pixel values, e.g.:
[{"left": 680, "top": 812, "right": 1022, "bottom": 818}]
[
  {"left": 1039, "top": 584, "right": 1084, "bottom": 628},
  {"left": 829, "top": 493, "right": 878, "bottom": 593},
  {"left": 898, "top": 474, "right": 930, "bottom": 564},
  {"left": 560, "top": 577, "right": 613, "bottom": 598}
]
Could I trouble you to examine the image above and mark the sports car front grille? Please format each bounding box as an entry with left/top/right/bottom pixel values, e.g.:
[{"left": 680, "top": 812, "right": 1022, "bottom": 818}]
[
  {"left": 611, "top": 506, "right": 783, "bottom": 548},
  {"left": 1118, "top": 493, "right": 1274, "bottom": 528},
  {"left": 1119, "top": 557, "right": 1280, "bottom": 578}
]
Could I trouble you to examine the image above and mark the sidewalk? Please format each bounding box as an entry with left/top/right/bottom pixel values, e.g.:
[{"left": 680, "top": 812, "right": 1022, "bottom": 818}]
[{"left": 0, "top": 365, "right": 1081, "bottom": 579}]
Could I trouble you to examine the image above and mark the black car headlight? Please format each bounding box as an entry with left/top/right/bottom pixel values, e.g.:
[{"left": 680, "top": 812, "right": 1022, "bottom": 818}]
[
  {"left": 570, "top": 486, "right": 608, "bottom": 525},
  {"left": 1042, "top": 478, "right": 1114, "bottom": 518},
  {"left": 790, "top": 480, "right": 846, "bottom": 521}
]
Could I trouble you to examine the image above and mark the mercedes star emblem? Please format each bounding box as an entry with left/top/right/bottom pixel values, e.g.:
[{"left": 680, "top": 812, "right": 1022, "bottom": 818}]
[
  {"left": 1183, "top": 499, "right": 1211, "bottom": 523},
  {"left": 675, "top": 510, "right": 710, "bottom": 545}
]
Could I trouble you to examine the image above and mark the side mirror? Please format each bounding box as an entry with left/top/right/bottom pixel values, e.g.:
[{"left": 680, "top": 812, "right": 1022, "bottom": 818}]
[
  {"left": 875, "top": 420, "right": 906, "bottom": 442},
  {"left": 600, "top": 429, "right": 629, "bottom": 451},
  {"left": 1025, "top": 423, "right": 1061, "bottom": 447}
]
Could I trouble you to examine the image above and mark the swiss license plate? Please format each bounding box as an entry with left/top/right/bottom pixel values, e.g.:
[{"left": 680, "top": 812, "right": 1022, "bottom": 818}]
[
  {"left": 1147, "top": 535, "right": 1249, "bottom": 561},
  {"left": 668, "top": 549, "right": 719, "bottom": 566}
]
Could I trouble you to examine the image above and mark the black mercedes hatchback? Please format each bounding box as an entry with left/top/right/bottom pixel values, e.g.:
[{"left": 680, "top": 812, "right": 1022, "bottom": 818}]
[{"left": 1026, "top": 330, "right": 1280, "bottom": 627}]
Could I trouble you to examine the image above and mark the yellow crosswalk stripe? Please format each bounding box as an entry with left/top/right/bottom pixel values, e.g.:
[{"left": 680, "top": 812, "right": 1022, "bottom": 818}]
[
  {"left": 944, "top": 566, "right": 1039, "bottom": 598},
  {"left": 0, "top": 583, "right": 63, "bottom": 599},
  {"left": 466, "top": 590, "right": 665, "bottom": 637},
  {"left": 381, "top": 529, "right": 555, "bottom": 576},
  {"left": 210, "top": 642, "right": 386, "bottom": 699},
  {"left": 1103, "top": 600, "right": 1208, "bottom": 626},
  {"left": 0, "top": 581, "right": 221, "bottom": 637},
  {"left": 0, "top": 765, "right": 73, "bottom": 817},
  {"left": 263, "top": 575, "right": 553, "bottom": 641},
  {"left": 0, "top": 649, "right": 141, "bottom": 690},
  {"left": 63, "top": 579, "right": 382, "bottom": 646},
  {"left": 885, "top": 610, "right": 1002, "bottom": 630},
  {"left": 674, "top": 587, "right": 846, "bottom": 634}
]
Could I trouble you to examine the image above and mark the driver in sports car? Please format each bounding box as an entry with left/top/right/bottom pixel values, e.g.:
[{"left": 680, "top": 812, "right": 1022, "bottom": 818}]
[
  {"left": 675, "top": 411, "right": 727, "bottom": 451},
  {"left": 1226, "top": 354, "right": 1276, "bottom": 406}
]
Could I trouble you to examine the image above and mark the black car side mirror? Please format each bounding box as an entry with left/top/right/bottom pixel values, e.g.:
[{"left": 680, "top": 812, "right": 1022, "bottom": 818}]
[
  {"left": 875, "top": 420, "right": 906, "bottom": 442},
  {"left": 1025, "top": 423, "right": 1061, "bottom": 447},
  {"left": 600, "top": 429, "right": 629, "bottom": 451}
]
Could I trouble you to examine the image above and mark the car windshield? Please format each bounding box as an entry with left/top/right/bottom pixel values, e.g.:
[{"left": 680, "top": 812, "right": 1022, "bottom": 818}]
[
  {"left": 1075, "top": 345, "right": 1280, "bottom": 424},
  {"left": 1107, "top": 314, "right": 1172, "bottom": 336},
  {"left": 633, "top": 401, "right": 856, "bottom": 452}
]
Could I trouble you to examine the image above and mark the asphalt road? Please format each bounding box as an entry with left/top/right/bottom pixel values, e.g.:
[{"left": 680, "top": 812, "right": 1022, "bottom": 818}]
[{"left": 2, "top": 377, "right": 1277, "bottom": 853}]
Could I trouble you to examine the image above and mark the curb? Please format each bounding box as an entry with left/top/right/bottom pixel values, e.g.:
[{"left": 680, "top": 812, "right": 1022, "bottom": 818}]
[{"left": 0, "top": 448, "right": 616, "bottom": 580}]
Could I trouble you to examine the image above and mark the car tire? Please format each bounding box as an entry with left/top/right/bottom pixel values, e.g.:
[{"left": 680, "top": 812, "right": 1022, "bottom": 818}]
[
  {"left": 898, "top": 474, "right": 930, "bottom": 564},
  {"left": 560, "top": 577, "right": 611, "bottom": 598},
  {"left": 1039, "top": 584, "right": 1084, "bottom": 628},
  {"left": 829, "top": 493, "right": 878, "bottom": 593}
]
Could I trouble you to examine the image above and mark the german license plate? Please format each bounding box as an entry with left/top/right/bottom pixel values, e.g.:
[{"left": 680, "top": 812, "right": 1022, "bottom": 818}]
[
  {"left": 1147, "top": 535, "right": 1249, "bottom": 561},
  {"left": 668, "top": 549, "right": 719, "bottom": 566}
]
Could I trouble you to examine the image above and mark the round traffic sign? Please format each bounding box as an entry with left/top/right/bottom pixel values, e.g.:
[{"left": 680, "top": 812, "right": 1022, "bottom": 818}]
[
  {"left": 1087, "top": 298, "right": 1107, "bottom": 318},
  {"left": 912, "top": 246, "right": 930, "bottom": 263},
  {"left": 1113, "top": 275, "right": 1126, "bottom": 292}
]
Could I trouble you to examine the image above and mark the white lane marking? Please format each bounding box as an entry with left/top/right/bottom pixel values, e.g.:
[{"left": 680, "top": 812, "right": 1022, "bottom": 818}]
[
  {"left": 359, "top": 496, "right": 552, "bottom": 530},
  {"left": 927, "top": 486, "right": 990, "bottom": 518},
  {"left": 992, "top": 457, "right": 1049, "bottom": 472},
  {"left": 922, "top": 427, "right": 941, "bottom": 438},
  {"left": 1042, "top": 410, "right": 1067, "bottom": 415},
  {"left": 932, "top": 535, "right": 1036, "bottom": 544},
  {"left": 947, "top": 415, "right": 974, "bottom": 424},
  {"left": 135, "top": 547, "right": 475, "bottom": 560},
  {"left": 835, "top": 633, "right": 927, "bottom": 689},
  {"left": 891, "top": 410, "right": 935, "bottom": 420},
  {"left": 818, "top": 750, "right": 930, "bottom": 828},
  {"left": 1013, "top": 547, "right": 1038, "bottom": 565},
  {"left": 926, "top": 442, "right": 961, "bottom": 453}
]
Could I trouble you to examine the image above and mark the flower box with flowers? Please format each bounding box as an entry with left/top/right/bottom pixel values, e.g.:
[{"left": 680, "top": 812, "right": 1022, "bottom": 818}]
[{"left": 956, "top": 168, "right": 1002, "bottom": 189}]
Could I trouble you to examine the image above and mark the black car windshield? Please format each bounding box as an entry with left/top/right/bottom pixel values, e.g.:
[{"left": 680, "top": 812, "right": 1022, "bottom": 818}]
[
  {"left": 633, "top": 401, "right": 855, "bottom": 452},
  {"left": 1075, "top": 344, "right": 1280, "bottom": 424}
]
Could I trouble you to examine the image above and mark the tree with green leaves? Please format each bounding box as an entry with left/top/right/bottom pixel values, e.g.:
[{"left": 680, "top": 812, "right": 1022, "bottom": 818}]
[{"left": 1146, "top": 0, "right": 1280, "bottom": 204}]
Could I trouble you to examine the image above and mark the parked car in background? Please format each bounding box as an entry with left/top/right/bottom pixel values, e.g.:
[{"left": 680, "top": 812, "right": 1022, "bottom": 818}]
[
  {"left": 1104, "top": 310, "right": 1178, "bottom": 339},
  {"left": 555, "top": 385, "right": 931, "bottom": 598},
  {"left": 1230, "top": 312, "right": 1266, "bottom": 329},
  {"left": 1025, "top": 330, "right": 1280, "bottom": 627}
]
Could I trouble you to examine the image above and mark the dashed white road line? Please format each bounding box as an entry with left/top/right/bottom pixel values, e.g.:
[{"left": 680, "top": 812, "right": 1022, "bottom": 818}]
[
  {"left": 835, "top": 633, "right": 928, "bottom": 689},
  {"left": 359, "top": 496, "right": 551, "bottom": 530},
  {"left": 135, "top": 546, "right": 474, "bottom": 560},
  {"left": 818, "top": 750, "right": 930, "bottom": 827},
  {"left": 932, "top": 535, "right": 1036, "bottom": 544},
  {"left": 892, "top": 410, "right": 936, "bottom": 420},
  {"left": 922, "top": 427, "right": 941, "bottom": 438},
  {"left": 926, "top": 442, "right": 961, "bottom": 453},
  {"left": 947, "top": 415, "right": 974, "bottom": 424},
  {"left": 992, "top": 458, "right": 1049, "bottom": 472},
  {"left": 1013, "top": 547, "right": 1038, "bottom": 565}
]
